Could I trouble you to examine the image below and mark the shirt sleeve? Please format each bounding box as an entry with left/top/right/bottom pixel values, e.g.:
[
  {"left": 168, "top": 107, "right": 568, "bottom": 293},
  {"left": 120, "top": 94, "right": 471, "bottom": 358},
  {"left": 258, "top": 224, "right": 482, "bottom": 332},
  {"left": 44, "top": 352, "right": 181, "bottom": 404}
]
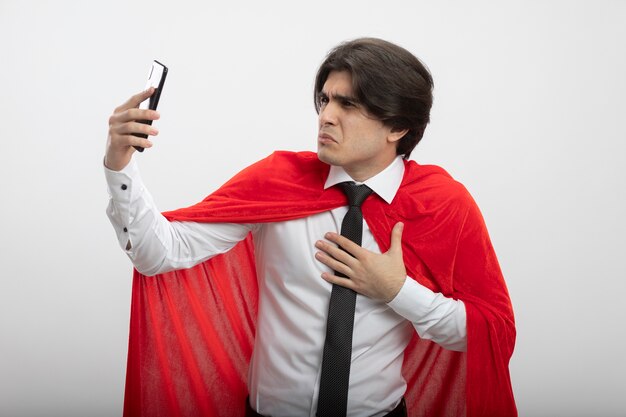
[
  {"left": 387, "top": 278, "right": 467, "bottom": 352},
  {"left": 104, "top": 157, "right": 257, "bottom": 276}
]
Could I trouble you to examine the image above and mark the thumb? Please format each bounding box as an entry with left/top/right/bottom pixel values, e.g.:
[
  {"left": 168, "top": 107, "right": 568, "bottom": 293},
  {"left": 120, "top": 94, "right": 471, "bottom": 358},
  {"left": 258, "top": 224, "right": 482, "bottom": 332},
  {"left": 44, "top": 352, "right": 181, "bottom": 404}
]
[{"left": 388, "top": 222, "right": 404, "bottom": 254}]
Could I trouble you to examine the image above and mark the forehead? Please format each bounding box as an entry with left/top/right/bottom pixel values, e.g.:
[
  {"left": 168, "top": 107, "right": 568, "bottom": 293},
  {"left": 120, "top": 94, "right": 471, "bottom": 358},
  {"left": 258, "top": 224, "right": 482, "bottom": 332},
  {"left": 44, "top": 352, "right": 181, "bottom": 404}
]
[{"left": 322, "top": 70, "right": 354, "bottom": 96}]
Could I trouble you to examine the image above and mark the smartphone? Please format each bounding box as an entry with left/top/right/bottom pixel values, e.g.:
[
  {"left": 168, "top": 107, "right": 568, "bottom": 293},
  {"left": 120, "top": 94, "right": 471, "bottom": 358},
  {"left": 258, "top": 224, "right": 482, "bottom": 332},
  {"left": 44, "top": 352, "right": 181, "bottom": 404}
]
[{"left": 133, "top": 60, "right": 168, "bottom": 152}]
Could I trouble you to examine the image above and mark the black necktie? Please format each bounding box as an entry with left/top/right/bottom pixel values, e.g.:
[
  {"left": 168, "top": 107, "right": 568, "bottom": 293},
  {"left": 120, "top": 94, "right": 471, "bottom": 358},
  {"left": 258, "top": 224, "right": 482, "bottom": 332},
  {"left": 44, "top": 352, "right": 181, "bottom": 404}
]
[{"left": 317, "top": 182, "right": 373, "bottom": 417}]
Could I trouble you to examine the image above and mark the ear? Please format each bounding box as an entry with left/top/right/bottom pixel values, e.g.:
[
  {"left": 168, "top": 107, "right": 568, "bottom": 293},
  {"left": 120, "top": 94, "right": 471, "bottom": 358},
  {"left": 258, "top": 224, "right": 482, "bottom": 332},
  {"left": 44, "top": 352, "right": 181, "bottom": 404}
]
[{"left": 387, "top": 127, "right": 409, "bottom": 144}]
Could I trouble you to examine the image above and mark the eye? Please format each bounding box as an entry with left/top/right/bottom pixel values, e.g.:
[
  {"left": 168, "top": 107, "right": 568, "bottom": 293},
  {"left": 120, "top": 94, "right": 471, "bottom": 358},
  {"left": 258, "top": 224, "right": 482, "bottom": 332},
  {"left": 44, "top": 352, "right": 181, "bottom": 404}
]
[
  {"left": 318, "top": 95, "right": 329, "bottom": 107},
  {"left": 341, "top": 99, "right": 355, "bottom": 108}
]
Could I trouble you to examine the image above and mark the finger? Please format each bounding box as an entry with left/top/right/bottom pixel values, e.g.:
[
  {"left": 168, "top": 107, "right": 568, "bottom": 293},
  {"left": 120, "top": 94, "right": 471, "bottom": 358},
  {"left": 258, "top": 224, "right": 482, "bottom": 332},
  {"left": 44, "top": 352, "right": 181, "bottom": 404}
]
[
  {"left": 109, "top": 108, "right": 160, "bottom": 128},
  {"left": 324, "top": 232, "right": 365, "bottom": 258},
  {"left": 115, "top": 87, "right": 155, "bottom": 112},
  {"left": 315, "top": 251, "right": 353, "bottom": 277},
  {"left": 126, "top": 107, "right": 160, "bottom": 121},
  {"left": 120, "top": 134, "right": 154, "bottom": 150},
  {"left": 315, "top": 239, "right": 356, "bottom": 263},
  {"left": 321, "top": 272, "right": 357, "bottom": 291},
  {"left": 388, "top": 222, "right": 404, "bottom": 254},
  {"left": 113, "top": 121, "right": 159, "bottom": 137}
]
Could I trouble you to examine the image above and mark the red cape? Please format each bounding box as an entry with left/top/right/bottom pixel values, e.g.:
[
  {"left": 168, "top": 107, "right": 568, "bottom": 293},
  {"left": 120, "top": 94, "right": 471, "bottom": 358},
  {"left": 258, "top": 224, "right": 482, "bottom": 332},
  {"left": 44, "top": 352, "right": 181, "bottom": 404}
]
[{"left": 123, "top": 151, "right": 517, "bottom": 417}]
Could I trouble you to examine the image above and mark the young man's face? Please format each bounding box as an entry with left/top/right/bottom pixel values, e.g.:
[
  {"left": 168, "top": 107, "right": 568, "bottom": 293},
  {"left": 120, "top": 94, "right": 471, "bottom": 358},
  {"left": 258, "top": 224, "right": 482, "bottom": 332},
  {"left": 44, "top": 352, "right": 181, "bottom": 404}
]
[{"left": 316, "top": 70, "right": 404, "bottom": 181}]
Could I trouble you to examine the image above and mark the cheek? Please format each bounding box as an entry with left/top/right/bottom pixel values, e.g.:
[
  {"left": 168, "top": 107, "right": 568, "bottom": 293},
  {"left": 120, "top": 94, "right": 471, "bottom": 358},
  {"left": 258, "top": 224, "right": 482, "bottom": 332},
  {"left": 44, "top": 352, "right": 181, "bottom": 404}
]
[{"left": 350, "top": 129, "right": 387, "bottom": 153}]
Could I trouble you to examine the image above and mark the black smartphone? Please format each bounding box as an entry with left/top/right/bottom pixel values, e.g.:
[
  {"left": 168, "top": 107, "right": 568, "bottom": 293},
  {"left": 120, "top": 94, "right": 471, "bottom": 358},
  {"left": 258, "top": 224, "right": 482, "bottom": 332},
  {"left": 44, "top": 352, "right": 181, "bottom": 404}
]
[{"left": 133, "top": 60, "right": 168, "bottom": 152}]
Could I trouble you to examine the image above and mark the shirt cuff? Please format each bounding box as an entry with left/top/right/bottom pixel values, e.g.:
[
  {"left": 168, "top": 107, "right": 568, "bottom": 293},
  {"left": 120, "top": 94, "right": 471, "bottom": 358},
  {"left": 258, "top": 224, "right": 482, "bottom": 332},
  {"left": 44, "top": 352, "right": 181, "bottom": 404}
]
[
  {"left": 104, "top": 156, "right": 144, "bottom": 204},
  {"left": 387, "top": 276, "right": 439, "bottom": 320}
]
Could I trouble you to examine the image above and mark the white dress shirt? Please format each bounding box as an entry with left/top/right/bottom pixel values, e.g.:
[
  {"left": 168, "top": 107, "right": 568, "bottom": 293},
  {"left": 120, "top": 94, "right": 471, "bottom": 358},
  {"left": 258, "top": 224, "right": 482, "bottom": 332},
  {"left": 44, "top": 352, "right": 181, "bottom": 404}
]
[{"left": 105, "top": 155, "right": 466, "bottom": 417}]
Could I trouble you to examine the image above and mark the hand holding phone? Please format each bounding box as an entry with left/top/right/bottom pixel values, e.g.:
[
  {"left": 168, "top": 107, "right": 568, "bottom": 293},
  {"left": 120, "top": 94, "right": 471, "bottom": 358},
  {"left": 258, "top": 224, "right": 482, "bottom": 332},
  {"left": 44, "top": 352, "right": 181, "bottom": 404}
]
[{"left": 133, "top": 60, "right": 168, "bottom": 152}]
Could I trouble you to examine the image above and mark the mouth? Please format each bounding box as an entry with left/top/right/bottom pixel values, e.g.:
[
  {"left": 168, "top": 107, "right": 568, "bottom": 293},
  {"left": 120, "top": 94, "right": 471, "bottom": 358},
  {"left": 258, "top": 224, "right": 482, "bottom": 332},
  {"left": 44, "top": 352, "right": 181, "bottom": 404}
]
[{"left": 318, "top": 132, "right": 337, "bottom": 145}]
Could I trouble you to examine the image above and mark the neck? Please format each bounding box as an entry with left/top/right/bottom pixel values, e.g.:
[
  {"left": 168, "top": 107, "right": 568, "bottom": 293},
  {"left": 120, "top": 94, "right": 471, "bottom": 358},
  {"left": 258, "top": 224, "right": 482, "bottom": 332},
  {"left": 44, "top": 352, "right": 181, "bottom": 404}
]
[{"left": 343, "top": 155, "right": 398, "bottom": 182}]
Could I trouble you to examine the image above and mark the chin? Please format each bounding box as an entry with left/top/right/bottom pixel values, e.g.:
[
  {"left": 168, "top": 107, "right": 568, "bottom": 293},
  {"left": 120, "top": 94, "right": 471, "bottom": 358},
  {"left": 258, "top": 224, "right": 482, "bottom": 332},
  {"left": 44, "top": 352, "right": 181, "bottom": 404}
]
[{"left": 317, "top": 148, "right": 339, "bottom": 166}]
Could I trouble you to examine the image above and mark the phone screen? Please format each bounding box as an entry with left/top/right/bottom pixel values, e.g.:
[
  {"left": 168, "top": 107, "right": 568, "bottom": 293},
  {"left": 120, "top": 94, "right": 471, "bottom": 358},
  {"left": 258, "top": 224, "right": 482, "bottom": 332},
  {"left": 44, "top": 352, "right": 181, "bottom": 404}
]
[
  {"left": 134, "top": 60, "right": 168, "bottom": 151},
  {"left": 140, "top": 61, "right": 167, "bottom": 111}
]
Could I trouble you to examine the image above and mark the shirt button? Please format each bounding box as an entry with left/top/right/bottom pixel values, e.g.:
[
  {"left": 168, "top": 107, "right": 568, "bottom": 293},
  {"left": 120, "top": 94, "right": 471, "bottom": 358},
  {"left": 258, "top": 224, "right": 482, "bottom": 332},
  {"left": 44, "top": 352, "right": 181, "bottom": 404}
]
[
  {"left": 121, "top": 184, "right": 128, "bottom": 190},
  {"left": 123, "top": 227, "right": 128, "bottom": 233}
]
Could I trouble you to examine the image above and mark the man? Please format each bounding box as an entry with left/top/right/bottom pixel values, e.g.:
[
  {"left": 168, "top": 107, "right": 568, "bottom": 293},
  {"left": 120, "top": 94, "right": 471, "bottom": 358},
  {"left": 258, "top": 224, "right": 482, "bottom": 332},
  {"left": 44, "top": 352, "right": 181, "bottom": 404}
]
[{"left": 105, "top": 38, "right": 516, "bottom": 417}]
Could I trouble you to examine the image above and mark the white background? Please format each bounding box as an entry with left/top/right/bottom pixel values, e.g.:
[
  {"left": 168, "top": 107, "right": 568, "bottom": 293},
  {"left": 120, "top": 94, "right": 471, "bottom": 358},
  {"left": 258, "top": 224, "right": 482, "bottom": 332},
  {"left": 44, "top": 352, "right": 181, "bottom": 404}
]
[{"left": 1, "top": 1, "right": 625, "bottom": 416}]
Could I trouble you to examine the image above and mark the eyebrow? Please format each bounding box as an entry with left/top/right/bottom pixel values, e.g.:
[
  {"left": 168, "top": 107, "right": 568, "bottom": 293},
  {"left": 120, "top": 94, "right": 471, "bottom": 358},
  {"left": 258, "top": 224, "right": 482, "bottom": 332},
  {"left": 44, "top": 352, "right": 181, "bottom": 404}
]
[{"left": 318, "top": 91, "right": 360, "bottom": 104}]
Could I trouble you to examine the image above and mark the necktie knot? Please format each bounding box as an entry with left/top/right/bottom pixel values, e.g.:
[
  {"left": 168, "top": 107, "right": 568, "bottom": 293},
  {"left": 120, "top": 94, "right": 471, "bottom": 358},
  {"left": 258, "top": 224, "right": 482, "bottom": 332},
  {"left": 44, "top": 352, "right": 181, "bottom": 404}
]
[{"left": 340, "top": 182, "right": 373, "bottom": 207}]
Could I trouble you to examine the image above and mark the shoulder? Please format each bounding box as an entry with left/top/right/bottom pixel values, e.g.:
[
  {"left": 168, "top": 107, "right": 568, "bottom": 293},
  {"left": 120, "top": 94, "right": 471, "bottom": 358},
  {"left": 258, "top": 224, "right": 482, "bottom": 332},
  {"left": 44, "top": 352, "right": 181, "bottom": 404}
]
[
  {"left": 225, "top": 150, "right": 329, "bottom": 189},
  {"left": 261, "top": 150, "right": 325, "bottom": 169},
  {"left": 401, "top": 160, "right": 474, "bottom": 208},
  {"left": 386, "top": 161, "right": 482, "bottom": 240},
  {"left": 242, "top": 150, "right": 325, "bottom": 172}
]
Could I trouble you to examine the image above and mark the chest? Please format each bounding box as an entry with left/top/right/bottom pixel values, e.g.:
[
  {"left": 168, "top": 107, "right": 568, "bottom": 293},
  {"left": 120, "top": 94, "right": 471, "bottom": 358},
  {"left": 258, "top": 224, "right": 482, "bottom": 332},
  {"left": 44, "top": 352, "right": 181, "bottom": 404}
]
[{"left": 253, "top": 207, "right": 381, "bottom": 272}]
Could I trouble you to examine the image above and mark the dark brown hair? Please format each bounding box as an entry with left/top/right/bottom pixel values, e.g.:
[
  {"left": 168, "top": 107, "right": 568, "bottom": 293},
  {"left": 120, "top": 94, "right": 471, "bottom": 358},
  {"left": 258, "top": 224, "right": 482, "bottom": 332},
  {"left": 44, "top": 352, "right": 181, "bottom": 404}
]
[{"left": 314, "top": 38, "right": 433, "bottom": 159}]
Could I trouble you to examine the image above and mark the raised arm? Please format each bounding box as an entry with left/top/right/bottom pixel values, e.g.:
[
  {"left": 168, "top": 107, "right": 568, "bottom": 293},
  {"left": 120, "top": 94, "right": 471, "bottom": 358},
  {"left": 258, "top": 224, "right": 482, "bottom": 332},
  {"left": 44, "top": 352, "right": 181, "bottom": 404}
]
[{"left": 104, "top": 91, "right": 255, "bottom": 276}]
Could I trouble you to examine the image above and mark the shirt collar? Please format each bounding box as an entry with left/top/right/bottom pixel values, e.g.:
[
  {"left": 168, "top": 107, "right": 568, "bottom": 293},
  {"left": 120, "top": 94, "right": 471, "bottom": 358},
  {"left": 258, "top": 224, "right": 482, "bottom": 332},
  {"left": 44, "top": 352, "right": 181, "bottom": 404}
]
[{"left": 323, "top": 156, "right": 405, "bottom": 204}]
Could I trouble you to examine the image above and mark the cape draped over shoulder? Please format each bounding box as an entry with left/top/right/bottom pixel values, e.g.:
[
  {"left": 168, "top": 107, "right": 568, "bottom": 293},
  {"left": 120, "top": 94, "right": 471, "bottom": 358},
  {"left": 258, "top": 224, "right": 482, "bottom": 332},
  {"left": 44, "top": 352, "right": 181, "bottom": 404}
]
[{"left": 123, "top": 151, "right": 517, "bottom": 417}]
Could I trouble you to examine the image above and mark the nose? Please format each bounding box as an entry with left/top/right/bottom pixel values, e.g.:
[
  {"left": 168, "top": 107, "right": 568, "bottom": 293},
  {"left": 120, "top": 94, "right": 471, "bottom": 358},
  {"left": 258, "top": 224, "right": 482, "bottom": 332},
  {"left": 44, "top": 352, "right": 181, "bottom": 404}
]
[{"left": 319, "top": 102, "right": 338, "bottom": 127}]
